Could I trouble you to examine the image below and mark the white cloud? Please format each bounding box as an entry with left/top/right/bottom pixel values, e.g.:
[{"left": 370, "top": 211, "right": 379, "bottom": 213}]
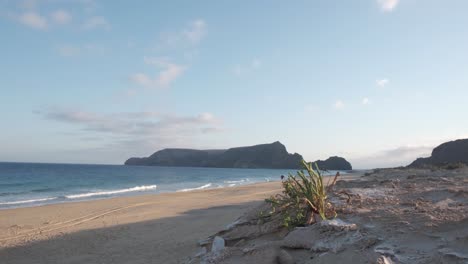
[
  {"left": 351, "top": 145, "right": 433, "bottom": 168},
  {"left": 333, "top": 100, "right": 345, "bottom": 109},
  {"left": 131, "top": 73, "right": 152, "bottom": 87},
  {"left": 51, "top": 10, "right": 72, "bottom": 25},
  {"left": 82, "top": 16, "right": 110, "bottom": 30},
  {"left": 376, "top": 78, "right": 389, "bottom": 88},
  {"left": 198, "top": 112, "right": 214, "bottom": 122},
  {"left": 233, "top": 58, "right": 262, "bottom": 76},
  {"left": 183, "top": 19, "right": 206, "bottom": 44},
  {"left": 39, "top": 108, "right": 222, "bottom": 138},
  {"left": 377, "top": 0, "right": 399, "bottom": 12},
  {"left": 362, "top": 97, "right": 370, "bottom": 105},
  {"left": 18, "top": 11, "right": 47, "bottom": 30},
  {"left": 350, "top": 134, "right": 468, "bottom": 168},
  {"left": 157, "top": 19, "right": 207, "bottom": 49},
  {"left": 158, "top": 64, "right": 185, "bottom": 86},
  {"left": 33, "top": 107, "right": 224, "bottom": 163},
  {"left": 131, "top": 57, "right": 185, "bottom": 89}
]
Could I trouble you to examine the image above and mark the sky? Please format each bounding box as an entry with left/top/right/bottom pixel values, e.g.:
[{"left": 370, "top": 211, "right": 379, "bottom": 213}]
[{"left": 1, "top": 0, "right": 468, "bottom": 168}]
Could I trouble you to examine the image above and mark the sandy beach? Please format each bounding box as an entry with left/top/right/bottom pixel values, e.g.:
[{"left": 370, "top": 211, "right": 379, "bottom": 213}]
[
  {"left": 0, "top": 182, "right": 284, "bottom": 264},
  {"left": 2, "top": 169, "right": 467, "bottom": 264}
]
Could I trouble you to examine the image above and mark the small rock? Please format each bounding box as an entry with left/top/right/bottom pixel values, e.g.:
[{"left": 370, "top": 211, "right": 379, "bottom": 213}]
[
  {"left": 377, "top": 255, "right": 394, "bottom": 264},
  {"left": 225, "top": 220, "right": 241, "bottom": 230},
  {"left": 277, "top": 249, "right": 295, "bottom": 264},
  {"left": 320, "top": 218, "right": 357, "bottom": 231},
  {"left": 212, "top": 236, "right": 225, "bottom": 252},
  {"left": 198, "top": 238, "right": 211, "bottom": 246},
  {"left": 438, "top": 248, "right": 468, "bottom": 261},
  {"left": 233, "top": 239, "right": 245, "bottom": 247},
  {"left": 195, "top": 247, "right": 207, "bottom": 257}
]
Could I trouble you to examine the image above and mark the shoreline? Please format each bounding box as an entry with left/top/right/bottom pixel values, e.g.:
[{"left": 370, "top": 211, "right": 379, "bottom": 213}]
[
  {"left": 0, "top": 171, "right": 359, "bottom": 211},
  {"left": 0, "top": 179, "right": 279, "bottom": 211},
  {"left": 0, "top": 180, "right": 282, "bottom": 213}
]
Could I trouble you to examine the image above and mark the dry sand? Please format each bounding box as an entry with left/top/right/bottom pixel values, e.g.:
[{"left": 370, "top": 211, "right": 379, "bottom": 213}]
[{"left": 0, "top": 182, "right": 285, "bottom": 264}]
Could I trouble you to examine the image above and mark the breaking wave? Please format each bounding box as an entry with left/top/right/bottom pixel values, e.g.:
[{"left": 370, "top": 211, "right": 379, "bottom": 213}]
[
  {"left": 65, "top": 185, "right": 157, "bottom": 199},
  {"left": 177, "top": 183, "right": 212, "bottom": 192},
  {"left": 0, "top": 197, "right": 56, "bottom": 205}
]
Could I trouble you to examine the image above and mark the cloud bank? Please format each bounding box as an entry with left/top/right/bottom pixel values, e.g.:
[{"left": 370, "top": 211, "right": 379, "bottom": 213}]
[
  {"left": 351, "top": 145, "right": 434, "bottom": 169},
  {"left": 31, "top": 107, "right": 224, "bottom": 163},
  {"left": 41, "top": 109, "right": 221, "bottom": 137}
]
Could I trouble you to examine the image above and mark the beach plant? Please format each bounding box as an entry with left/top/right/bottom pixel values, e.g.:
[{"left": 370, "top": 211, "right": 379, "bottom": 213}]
[{"left": 266, "top": 160, "right": 338, "bottom": 228}]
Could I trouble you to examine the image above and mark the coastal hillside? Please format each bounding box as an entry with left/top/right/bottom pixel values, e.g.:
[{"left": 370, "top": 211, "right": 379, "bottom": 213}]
[
  {"left": 125, "top": 142, "right": 352, "bottom": 170},
  {"left": 125, "top": 142, "right": 304, "bottom": 169},
  {"left": 315, "top": 156, "right": 352, "bottom": 170},
  {"left": 409, "top": 138, "right": 468, "bottom": 167}
]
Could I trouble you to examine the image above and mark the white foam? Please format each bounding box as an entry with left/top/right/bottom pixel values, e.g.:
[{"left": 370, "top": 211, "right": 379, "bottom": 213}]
[
  {"left": 177, "top": 183, "right": 212, "bottom": 192},
  {"left": 65, "top": 185, "right": 157, "bottom": 199},
  {"left": 0, "top": 197, "right": 56, "bottom": 205},
  {"left": 224, "top": 179, "right": 249, "bottom": 184}
]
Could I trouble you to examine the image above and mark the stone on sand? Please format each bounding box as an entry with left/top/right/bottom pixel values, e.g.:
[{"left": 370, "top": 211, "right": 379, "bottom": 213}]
[{"left": 212, "top": 236, "right": 225, "bottom": 252}]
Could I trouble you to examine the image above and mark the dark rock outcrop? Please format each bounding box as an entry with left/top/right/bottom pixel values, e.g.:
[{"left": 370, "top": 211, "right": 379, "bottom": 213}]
[
  {"left": 408, "top": 138, "right": 468, "bottom": 167},
  {"left": 125, "top": 141, "right": 304, "bottom": 169},
  {"left": 313, "top": 156, "right": 352, "bottom": 171}
]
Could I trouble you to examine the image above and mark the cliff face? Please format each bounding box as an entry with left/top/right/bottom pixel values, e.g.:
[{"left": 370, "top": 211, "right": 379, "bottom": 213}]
[
  {"left": 124, "top": 141, "right": 304, "bottom": 169},
  {"left": 124, "top": 149, "right": 224, "bottom": 167},
  {"left": 409, "top": 139, "right": 468, "bottom": 167},
  {"left": 313, "top": 156, "right": 352, "bottom": 170}
]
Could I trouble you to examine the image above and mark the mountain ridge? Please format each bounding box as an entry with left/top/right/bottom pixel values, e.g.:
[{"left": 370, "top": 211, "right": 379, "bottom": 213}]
[{"left": 125, "top": 141, "right": 352, "bottom": 170}]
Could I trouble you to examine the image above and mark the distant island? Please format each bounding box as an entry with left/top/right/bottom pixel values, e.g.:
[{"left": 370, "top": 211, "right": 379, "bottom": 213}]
[
  {"left": 314, "top": 156, "right": 352, "bottom": 171},
  {"left": 124, "top": 141, "right": 352, "bottom": 170},
  {"left": 409, "top": 138, "right": 468, "bottom": 167}
]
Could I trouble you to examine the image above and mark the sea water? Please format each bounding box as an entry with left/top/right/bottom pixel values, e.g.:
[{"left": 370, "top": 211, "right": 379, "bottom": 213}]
[{"left": 0, "top": 162, "right": 347, "bottom": 209}]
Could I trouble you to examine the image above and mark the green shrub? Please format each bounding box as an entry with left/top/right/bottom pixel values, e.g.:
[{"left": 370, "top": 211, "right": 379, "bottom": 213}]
[{"left": 266, "top": 160, "right": 337, "bottom": 228}]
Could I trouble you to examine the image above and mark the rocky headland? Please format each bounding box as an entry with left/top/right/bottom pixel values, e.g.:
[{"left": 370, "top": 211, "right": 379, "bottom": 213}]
[
  {"left": 125, "top": 142, "right": 352, "bottom": 170},
  {"left": 409, "top": 138, "right": 468, "bottom": 168}
]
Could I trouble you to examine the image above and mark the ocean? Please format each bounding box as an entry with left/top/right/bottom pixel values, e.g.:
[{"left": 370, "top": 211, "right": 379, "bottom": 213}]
[{"left": 0, "top": 162, "right": 349, "bottom": 209}]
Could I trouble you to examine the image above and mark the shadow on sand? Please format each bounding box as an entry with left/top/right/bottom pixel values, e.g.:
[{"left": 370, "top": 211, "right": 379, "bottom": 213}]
[{"left": 0, "top": 201, "right": 262, "bottom": 264}]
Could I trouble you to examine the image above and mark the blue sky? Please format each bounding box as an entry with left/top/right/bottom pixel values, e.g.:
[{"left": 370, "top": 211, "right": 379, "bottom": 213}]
[{"left": 1, "top": 0, "right": 467, "bottom": 168}]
